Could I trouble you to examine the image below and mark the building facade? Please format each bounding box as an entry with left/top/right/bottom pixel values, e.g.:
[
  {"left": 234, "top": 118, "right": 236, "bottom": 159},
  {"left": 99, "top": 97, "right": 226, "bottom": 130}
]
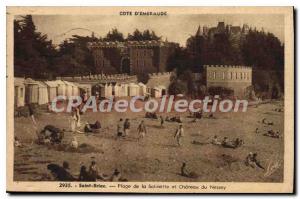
[
  {"left": 204, "top": 65, "right": 252, "bottom": 98},
  {"left": 88, "top": 40, "right": 177, "bottom": 75}
]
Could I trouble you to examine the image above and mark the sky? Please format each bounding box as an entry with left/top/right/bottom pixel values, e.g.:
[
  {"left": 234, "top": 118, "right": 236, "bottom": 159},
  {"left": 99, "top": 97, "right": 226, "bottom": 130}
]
[{"left": 30, "top": 14, "right": 284, "bottom": 47}]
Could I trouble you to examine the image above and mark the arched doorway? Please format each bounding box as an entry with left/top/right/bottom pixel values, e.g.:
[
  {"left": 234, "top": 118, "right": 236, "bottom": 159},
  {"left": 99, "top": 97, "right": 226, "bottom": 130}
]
[{"left": 121, "top": 57, "right": 131, "bottom": 74}]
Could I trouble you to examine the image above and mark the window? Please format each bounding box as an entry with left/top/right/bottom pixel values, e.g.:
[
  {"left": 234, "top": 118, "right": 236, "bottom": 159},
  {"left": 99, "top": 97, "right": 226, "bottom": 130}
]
[
  {"left": 230, "top": 72, "right": 233, "bottom": 79},
  {"left": 222, "top": 72, "right": 225, "bottom": 80},
  {"left": 20, "top": 87, "right": 23, "bottom": 97},
  {"left": 213, "top": 71, "right": 216, "bottom": 79},
  {"left": 240, "top": 72, "right": 243, "bottom": 79},
  {"left": 236, "top": 72, "right": 238, "bottom": 79}
]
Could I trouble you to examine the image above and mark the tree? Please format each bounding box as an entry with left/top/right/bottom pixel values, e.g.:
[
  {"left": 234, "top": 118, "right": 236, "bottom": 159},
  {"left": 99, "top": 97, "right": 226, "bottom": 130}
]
[
  {"left": 14, "top": 15, "right": 56, "bottom": 79},
  {"left": 241, "top": 29, "right": 284, "bottom": 94},
  {"left": 166, "top": 47, "right": 193, "bottom": 75},
  {"left": 103, "top": 28, "right": 124, "bottom": 42},
  {"left": 127, "top": 29, "right": 161, "bottom": 41},
  {"left": 54, "top": 34, "right": 100, "bottom": 76}
]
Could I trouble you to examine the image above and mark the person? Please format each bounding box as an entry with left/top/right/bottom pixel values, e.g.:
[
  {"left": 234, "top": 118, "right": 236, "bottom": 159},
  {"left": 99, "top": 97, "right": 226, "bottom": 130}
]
[
  {"left": 47, "top": 161, "right": 76, "bottom": 181},
  {"left": 78, "top": 165, "right": 93, "bottom": 181},
  {"left": 165, "top": 116, "right": 170, "bottom": 122},
  {"left": 181, "top": 162, "right": 189, "bottom": 177},
  {"left": 176, "top": 116, "right": 183, "bottom": 123},
  {"left": 211, "top": 135, "right": 221, "bottom": 145},
  {"left": 28, "top": 103, "right": 37, "bottom": 126},
  {"left": 180, "top": 162, "right": 199, "bottom": 178},
  {"left": 123, "top": 118, "right": 130, "bottom": 137},
  {"left": 88, "top": 161, "right": 99, "bottom": 181},
  {"left": 160, "top": 116, "right": 164, "bottom": 127},
  {"left": 245, "top": 152, "right": 265, "bottom": 170},
  {"left": 90, "top": 120, "right": 101, "bottom": 129},
  {"left": 41, "top": 125, "right": 65, "bottom": 144},
  {"left": 117, "top": 118, "right": 123, "bottom": 137},
  {"left": 233, "top": 138, "right": 243, "bottom": 148},
  {"left": 110, "top": 169, "right": 122, "bottom": 182},
  {"left": 209, "top": 112, "right": 215, "bottom": 119},
  {"left": 255, "top": 128, "right": 259, "bottom": 134},
  {"left": 137, "top": 120, "right": 147, "bottom": 139},
  {"left": 262, "top": 118, "right": 273, "bottom": 125},
  {"left": 82, "top": 92, "right": 88, "bottom": 104},
  {"left": 70, "top": 136, "right": 78, "bottom": 149},
  {"left": 264, "top": 130, "right": 280, "bottom": 138},
  {"left": 84, "top": 122, "right": 93, "bottom": 133},
  {"left": 174, "top": 125, "right": 184, "bottom": 146},
  {"left": 221, "top": 137, "right": 236, "bottom": 149},
  {"left": 70, "top": 111, "right": 77, "bottom": 132},
  {"left": 221, "top": 137, "right": 229, "bottom": 146},
  {"left": 75, "top": 107, "right": 81, "bottom": 127},
  {"left": 198, "top": 110, "right": 203, "bottom": 119},
  {"left": 14, "top": 136, "right": 22, "bottom": 147}
]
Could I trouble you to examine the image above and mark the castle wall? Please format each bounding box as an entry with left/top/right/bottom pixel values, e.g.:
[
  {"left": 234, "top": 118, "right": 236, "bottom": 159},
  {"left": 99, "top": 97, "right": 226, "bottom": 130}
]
[
  {"left": 129, "top": 47, "right": 157, "bottom": 74},
  {"left": 204, "top": 65, "right": 252, "bottom": 98},
  {"left": 89, "top": 41, "right": 174, "bottom": 76},
  {"left": 146, "top": 72, "right": 173, "bottom": 95}
]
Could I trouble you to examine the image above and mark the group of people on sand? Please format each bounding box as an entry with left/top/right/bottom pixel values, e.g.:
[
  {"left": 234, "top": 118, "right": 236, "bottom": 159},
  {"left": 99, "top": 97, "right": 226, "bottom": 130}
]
[
  {"left": 47, "top": 160, "right": 126, "bottom": 182},
  {"left": 116, "top": 118, "right": 148, "bottom": 140},
  {"left": 116, "top": 118, "right": 131, "bottom": 137},
  {"left": 37, "top": 125, "right": 65, "bottom": 145},
  {"left": 256, "top": 117, "right": 281, "bottom": 139},
  {"left": 116, "top": 115, "right": 184, "bottom": 146},
  {"left": 211, "top": 135, "right": 244, "bottom": 149}
]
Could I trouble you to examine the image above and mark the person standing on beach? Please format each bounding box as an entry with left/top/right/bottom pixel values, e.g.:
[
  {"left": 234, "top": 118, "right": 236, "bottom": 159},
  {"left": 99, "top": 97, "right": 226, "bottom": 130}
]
[
  {"left": 117, "top": 118, "right": 123, "bottom": 137},
  {"left": 123, "top": 118, "right": 130, "bottom": 137},
  {"left": 174, "top": 124, "right": 184, "bottom": 146},
  {"left": 137, "top": 120, "right": 147, "bottom": 139}
]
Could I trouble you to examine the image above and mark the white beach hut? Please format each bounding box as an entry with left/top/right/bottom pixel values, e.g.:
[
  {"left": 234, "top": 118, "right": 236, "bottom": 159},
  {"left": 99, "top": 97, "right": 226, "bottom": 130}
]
[
  {"left": 63, "top": 81, "right": 79, "bottom": 97},
  {"left": 138, "top": 82, "right": 147, "bottom": 96},
  {"left": 128, "top": 83, "right": 140, "bottom": 97},
  {"left": 25, "top": 78, "right": 49, "bottom": 105},
  {"left": 44, "top": 81, "right": 58, "bottom": 102},
  {"left": 14, "top": 77, "right": 26, "bottom": 107}
]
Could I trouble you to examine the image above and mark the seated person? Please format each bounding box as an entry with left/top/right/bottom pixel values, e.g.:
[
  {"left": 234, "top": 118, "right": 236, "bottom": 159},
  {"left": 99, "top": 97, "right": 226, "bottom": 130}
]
[
  {"left": 40, "top": 125, "right": 64, "bottom": 144},
  {"left": 221, "top": 137, "right": 236, "bottom": 148},
  {"left": 233, "top": 138, "right": 244, "bottom": 148},
  {"left": 90, "top": 120, "right": 101, "bottom": 129},
  {"left": 211, "top": 135, "right": 221, "bottom": 145},
  {"left": 263, "top": 130, "right": 280, "bottom": 138},
  {"left": 245, "top": 152, "right": 265, "bottom": 170},
  {"left": 84, "top": 122, "right": 93, "bottom": 133},
  {"left": 181, "top": 163, "right": 199, "bottom": 179}
]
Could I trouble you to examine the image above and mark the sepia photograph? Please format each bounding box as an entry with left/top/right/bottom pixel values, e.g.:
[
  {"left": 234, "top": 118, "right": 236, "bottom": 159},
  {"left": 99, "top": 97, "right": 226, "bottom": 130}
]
[{"left": 6, "top": 7, "right": 294, "bottom": 193}]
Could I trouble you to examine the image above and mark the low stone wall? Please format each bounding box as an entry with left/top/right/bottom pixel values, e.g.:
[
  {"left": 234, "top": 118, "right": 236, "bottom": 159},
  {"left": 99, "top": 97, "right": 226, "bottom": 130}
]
[{"left": 146, "top": 72, "right": 173, "bottom": 90}]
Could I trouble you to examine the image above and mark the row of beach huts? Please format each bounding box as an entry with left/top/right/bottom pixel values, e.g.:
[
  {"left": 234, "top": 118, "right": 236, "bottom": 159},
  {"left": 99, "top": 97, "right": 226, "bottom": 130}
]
[{"left": 14, "top": 77, "right": 167, "bottom": 107}]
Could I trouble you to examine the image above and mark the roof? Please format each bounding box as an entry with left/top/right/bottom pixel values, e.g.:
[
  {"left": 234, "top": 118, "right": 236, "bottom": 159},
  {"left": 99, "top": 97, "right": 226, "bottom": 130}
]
[
  {"left": 62, "top": 80, "right": 77, "bottom": 87},
  {"left": 128, "top": 83, "right": 139, "bottom": 87},
  {"left": 14, "top": 77, "right": 25, "bottom": 86},
  {"left": 44, "top": 80, "right": 64, "bottom": 87},
  {"left": 25, "top": 78, "right": 47, "bottom": 87},
  {"left": 138, "top": 82, "right": 146, "bottom": 87}
]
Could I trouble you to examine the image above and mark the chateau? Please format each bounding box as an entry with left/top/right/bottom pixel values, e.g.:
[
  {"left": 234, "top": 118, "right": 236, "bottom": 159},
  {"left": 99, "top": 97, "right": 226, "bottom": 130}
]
[
  {"left": 88, "top": 40, "right": 177, "bottom": 76},
  {"left": 204, "top": 65, "right": 252, "bottom": 98},
  {"left": 193, "top": 22, "right": 250, "bottom": 48}
]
